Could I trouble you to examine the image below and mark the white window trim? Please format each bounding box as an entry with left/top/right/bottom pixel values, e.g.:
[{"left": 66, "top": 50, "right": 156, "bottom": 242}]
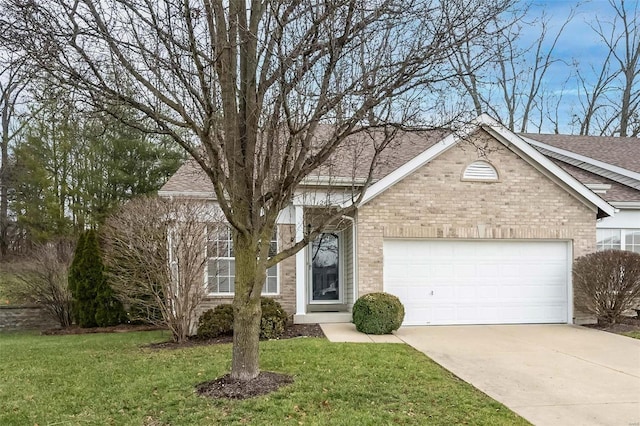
[
  {"left": 205, "top": 226, "right": 234, "bottom": 296},
  {"left": 265, "top": 262, "right": 280, "bottom": 297},
  {"left": 204, "top": 225, "right": 280, "bottom": 296}
]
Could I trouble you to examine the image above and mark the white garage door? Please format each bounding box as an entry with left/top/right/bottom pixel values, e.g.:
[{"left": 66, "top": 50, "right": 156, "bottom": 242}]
[{"left": 384, "top": 240, "right": 570, "bottom": 325}]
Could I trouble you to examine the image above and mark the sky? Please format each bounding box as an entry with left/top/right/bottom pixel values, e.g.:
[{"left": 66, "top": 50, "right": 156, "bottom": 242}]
[
  {"left": 521, "top": 0, "right": 633, "bottom": 133},
  {"left": 532, "top": 0, "right": 615, "bottom": 71}
]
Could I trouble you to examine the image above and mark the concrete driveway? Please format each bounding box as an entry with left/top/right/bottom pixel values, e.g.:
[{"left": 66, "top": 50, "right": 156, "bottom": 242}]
[{"left": 395, "top": 325, "right": 640, "bottom": 426}]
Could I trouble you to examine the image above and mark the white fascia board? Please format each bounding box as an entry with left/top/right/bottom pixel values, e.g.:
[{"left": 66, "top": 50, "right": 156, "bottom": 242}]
[
  {"left": 158, "top": 190, "right": 216, "bottom": 199},
  {"left": 352, "top": 131, "right": 460, "bottom": 207},
  {"left": 294, "top": 188, "right": 357, "bottom": 207},
  {"left": 300, "top": 176, "right": 369, "bottom": 187},
  {"left": 478, "top": 115, "right": 615, "bottom": 217},
  {"left": 522, "top": 137, "right": 640, "bottom": 185},
  {"left": 584, "top": 183, "right": 612, "bottom": 191},
  {"left": 611, "top": 201, "right": 640, "bottom": 209}
]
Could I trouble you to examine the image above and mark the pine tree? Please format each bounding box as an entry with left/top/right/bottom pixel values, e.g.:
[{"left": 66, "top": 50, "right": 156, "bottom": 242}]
[
  {"left": 69, "top": 229, "right": 126, "bottom": 327},
  {"left": 68, "top": 231, "right": 87, "bottom": 325},
  {"left": 71, "top": 230, "right": 98, "bottom": 327},
  {"left": 94, "top": 232, "right": 127, "bottom": 326}
]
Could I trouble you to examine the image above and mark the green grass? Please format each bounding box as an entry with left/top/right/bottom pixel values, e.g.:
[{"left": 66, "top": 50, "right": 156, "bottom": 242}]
[
  {"left": 623, "top": 330, "right": 640, "bottom": 339},
  {"left": 0, "top": 331, "right": 529, "bottom": 425}
]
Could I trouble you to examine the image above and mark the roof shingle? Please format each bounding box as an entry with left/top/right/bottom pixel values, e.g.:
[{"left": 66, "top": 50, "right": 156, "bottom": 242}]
[
  {"left": 521, "top": 133, "right": 640, "bottom": 174},
  {"left": 159, "top": 129, "right": 640, "bottom": 203},
  {"left": 549, "top": 159, "right": 640, "bottom": 203},
  {"left": 159, "top": 128, "right": 449, "bottom": 195}
]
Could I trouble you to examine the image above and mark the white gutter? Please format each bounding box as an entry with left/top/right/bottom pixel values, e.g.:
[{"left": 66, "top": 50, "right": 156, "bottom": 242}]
[
  {"left": 158, "top": 190, "right": 216, "bottom": 199},
  {"left": 611, "top": 201, "right": 640, "bottom": 209},
  {"left": 300, "top": 176, "right": 369, "bottom": 187}
]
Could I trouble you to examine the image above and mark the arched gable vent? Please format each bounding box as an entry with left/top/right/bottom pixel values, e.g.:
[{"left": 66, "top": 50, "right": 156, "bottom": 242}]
[{"left": 462, "top": 160, "right": 499, "bottom": 181}]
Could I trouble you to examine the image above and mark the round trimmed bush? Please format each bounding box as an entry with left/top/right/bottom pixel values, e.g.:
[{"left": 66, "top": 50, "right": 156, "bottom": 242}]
[
  {"left": 352, "top": 292, "right": 404, "bottom": 334},
  {"left": 197, "top": 304, "right": 234, "bottom": 338},
  {"left": 196, "top": 298, "right": 289, "bottom": 339},
  {"left": 260, "top": 297, "right": 289, "bottom": 339}
]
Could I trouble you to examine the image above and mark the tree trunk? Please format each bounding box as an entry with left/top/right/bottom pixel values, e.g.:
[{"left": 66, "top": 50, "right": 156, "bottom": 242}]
[
  {"left": 230, "top": 233, "right": 264, "bottom": 381},
  {"left": 1, "top": 96, "right": 10, "bottom": 258}
]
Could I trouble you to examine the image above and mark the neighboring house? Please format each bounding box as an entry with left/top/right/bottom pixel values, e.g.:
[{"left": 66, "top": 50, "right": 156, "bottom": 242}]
[
  {"left": 159, "top": 114, "right": 640, "bottom": 327},
  {"left": 522, "top": 135, "right": 640, "bottom": 253}
]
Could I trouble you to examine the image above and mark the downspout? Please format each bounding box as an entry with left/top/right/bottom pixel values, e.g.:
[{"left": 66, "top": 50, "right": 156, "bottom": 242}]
[{"left": 341, "top": 215, "right": 358, "bottom": 307}]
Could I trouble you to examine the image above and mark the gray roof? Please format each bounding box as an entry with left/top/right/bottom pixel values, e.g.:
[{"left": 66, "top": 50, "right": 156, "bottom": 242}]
[
  {"left": 548, "top": 159, "right": 640, "bottom": 203},
  {"left": 160, "top": 130, "right": 640, "bottom": 203},
  {"left": 160, "top": 159, "right": 215, "bottom": 196},
  {"left": 159, "top": 128, "right": 449, "bottom": 195},
  {"left": 521, "top": 133, "right": 640, "bottom": 174}
]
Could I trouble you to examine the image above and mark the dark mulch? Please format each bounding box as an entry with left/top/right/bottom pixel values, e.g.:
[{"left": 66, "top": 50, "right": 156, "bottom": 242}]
[
  {"left": 281, "top": 323, "right": 326, "bottom": 339},
  {"left": 196, "top": 371, "right": 294, "bottom": 400},
  {"left": 583, "top": 315, "right": 640, "bottom": 335},
  {"left": 146, "top": 323, "right": 325, "bottom": 350},
  {"left": 42, "top": 324, "right": 165, "bottom": 335}
]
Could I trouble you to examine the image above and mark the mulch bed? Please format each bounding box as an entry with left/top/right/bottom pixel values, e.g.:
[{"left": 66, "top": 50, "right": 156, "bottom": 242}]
[
  {"left": 42, "top": 324, "right": 165, "bottom": 335},
  {"left": 146, "top": 323, "right": 325, "bottom": 350},
  {"left": 583, "top": 315, "right": 640, "bottom": 335},
  {"left": 196, "top": 371, "right": 294, "bottom": 400}
]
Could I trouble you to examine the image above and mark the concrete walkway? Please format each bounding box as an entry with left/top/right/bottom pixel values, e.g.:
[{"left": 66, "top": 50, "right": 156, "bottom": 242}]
[
  {"left": 321, "top": 323, "right": 640, "bottom": 426},
  {"left": 320, "top": 323, "right": 403, "bottom": 343}
]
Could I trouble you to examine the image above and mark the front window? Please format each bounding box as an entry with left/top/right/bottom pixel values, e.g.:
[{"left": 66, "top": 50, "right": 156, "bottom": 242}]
[
  {"left": 596, "top": 229, "right": 621, "bottom": 251},
  {"left": 207, "top": 226, "right": 278, "bottom": 295},
  {"left": 596, "top": 228, "right": 640, "bottom": 252},
  {"left": 624, "top": 231, "right": 640, "bottom": 253}
]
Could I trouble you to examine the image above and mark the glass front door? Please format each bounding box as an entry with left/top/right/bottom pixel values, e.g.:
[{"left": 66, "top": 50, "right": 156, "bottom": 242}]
[{"left": 310, "top": 233, "right": 340, "bottom": 302}]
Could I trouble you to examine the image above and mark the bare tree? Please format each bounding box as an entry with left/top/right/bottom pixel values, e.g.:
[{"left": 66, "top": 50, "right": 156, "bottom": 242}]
[
  {"left": 450, "top": 6, "right": 575, "bottom": 132},
  {"left": 573, "top": 250, "right": 640, "bottom": 324},
  {"left": 574, "top": 0, "right": 640, "bottom": 136},
  {"left": 3, "top": 0, "right": 514, "bottom": 380},
  {"left": 0, "top": 49, "right": 32, "bottom": 258},
  {"left": 103, "top": 196, "right": 224, "bottom": 343},
  {"left": 7, "top": 239, "right": 74, "bottom": 327}
]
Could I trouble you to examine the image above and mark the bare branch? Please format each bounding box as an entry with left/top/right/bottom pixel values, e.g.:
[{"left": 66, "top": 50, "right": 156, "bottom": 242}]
[{"left": 102, "top": 196, "right": 225, "bottom": 343}]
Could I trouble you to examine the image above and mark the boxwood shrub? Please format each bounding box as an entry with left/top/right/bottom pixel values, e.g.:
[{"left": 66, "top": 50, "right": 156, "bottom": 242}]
[
  {"left": 197, "top": 303, "right": 234, "bottom": 339},
  {"left": 352, "top": 292, "right": 404, "bottom": 334},
  {"left": 259, "top": 297, "right": 288, "bottom": 339},
  {"left": 196, "top": 297, "right": 289, "bottom": 339}
]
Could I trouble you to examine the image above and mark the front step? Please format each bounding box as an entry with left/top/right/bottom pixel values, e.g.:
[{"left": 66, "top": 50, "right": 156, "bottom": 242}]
[{"left": 294, "top": 312, "right": 352, "bottom": 324}]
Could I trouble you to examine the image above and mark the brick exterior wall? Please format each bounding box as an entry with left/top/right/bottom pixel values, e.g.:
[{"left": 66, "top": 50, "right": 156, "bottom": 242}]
[
  {"left": 357, "top": 129, "right": 597, "bottom": 320},
  {"left": 197, "top": 224, "right": 297, "bottom": 319}
]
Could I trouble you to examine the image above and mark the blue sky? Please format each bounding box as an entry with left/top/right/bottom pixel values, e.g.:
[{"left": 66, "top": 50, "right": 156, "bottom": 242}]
[
  {"left": 521, "top": 0, "right": 629, "bottom": 133},
  {"left": 532, "top": 0, "right": 614, "bottom": 64}
]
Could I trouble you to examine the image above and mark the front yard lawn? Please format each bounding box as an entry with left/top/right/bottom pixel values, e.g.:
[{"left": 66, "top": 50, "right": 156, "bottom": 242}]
[{"left": 0, "top": 331, "right": 528, "bottom": 425}]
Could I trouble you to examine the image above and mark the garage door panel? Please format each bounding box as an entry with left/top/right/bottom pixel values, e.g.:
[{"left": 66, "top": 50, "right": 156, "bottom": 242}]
[
  {"left": 474, "top": 285, "right": 499, "bottom": 299},
  {"left": 384, "top": 240, "right": 569, "bottom": 325},
  {"left": 406, "top": 307, "right": 432, "bottom": 324}
]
